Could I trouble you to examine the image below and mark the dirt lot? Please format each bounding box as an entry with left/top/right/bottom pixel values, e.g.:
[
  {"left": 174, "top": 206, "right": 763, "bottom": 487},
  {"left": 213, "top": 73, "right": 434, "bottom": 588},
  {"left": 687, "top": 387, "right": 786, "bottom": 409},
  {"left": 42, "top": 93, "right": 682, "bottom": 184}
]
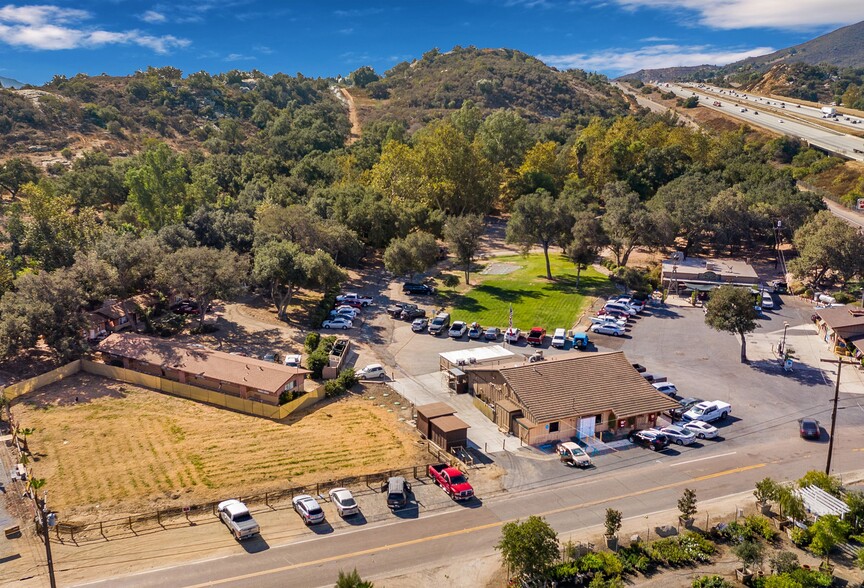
[{"left": 11, "top": 374, "right": 427, "bottom": 521}]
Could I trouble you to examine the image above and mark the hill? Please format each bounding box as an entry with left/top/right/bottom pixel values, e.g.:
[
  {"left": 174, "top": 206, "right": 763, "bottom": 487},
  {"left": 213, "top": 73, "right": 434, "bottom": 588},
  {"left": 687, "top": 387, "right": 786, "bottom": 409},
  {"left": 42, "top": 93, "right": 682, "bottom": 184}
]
[
  {"left": 619, "top": 19, "right": 864, "bottom": 84},
  {"left": 0, "top": 76, "right": 24, "bottom": 89},
  {"left": 355, "top": 46, "right": 628, "bottom": 125}
]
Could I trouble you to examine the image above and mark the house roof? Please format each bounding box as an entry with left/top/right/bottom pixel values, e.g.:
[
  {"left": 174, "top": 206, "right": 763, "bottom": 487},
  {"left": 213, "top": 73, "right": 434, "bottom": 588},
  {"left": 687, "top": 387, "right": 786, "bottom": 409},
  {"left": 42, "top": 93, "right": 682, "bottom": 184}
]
[
  {"left": 498, "top": 351, "right": 679, "bottom": 423},
  {"left": 96, "top": 333, "right": 309, "bottom": 394},
  {"left": 430, "top": 414, "right": 469, "bottom": 434},
  {"left": 416, "top": 402, "right": 456, "bottom": 420},
  {"left": 816, "top": 307, "right": 864, "bottom": 334}
]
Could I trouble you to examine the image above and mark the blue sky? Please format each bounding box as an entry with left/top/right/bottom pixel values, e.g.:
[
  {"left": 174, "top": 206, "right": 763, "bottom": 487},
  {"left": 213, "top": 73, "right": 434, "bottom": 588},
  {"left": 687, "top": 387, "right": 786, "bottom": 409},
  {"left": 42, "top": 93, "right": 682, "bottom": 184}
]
[{"left": 2, "top": 1, "right": 864, "bottom": 86}]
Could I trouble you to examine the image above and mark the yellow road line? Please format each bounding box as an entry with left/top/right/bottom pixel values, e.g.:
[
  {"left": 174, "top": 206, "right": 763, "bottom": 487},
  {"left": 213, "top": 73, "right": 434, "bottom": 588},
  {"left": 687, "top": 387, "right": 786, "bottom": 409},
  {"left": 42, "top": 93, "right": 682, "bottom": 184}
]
[{"left": 183, "top": 463, "right": 765, "bottom": 587}]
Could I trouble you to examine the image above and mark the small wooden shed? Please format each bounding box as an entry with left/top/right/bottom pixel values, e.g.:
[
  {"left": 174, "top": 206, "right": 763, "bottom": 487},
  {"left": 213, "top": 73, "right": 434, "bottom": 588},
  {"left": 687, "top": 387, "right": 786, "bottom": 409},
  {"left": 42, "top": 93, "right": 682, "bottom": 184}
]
[
  {"left": 429, "top": 414, "right": 470, "bottom": 451},
  {"left": 416, "top": 402, "right": 456, "bottom": 439}
]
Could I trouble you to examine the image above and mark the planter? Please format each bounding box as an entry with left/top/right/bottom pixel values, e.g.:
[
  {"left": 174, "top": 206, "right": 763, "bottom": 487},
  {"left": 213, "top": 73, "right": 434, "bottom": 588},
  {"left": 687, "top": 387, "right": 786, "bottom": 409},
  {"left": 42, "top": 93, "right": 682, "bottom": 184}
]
[
  {"left": 604, "top": 535, "right": 618, "bottom": 551},
  {"left": 679, "top": 516, "right": 694, "bottom": 529},
  {"left": 736, "top": 568, "right": 754, "bottom": 583},
  {"left": 759, "top": 502, "right": 772, "bottom": 516}
]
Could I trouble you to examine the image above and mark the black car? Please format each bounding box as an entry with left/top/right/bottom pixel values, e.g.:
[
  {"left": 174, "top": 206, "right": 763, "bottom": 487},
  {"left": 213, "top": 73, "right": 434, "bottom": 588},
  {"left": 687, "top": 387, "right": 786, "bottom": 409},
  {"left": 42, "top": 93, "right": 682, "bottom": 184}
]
[
  {"left": 386, "top": 302, "right": 408, "bottom": 317},
  {"left": 666, "top": 397, "right": 703, "bottom": 421},
  {"left": 628, "top": 429, "right": 670, "bottom": 451},
  {"left": 799, "top": 418, "right": 820, "bottom": 440},
  {"left": 400, "top": 306, "right": 427, "bottom": 320},
  {"left": 402, "top": 282, "right": 436, "bottom": 295}
]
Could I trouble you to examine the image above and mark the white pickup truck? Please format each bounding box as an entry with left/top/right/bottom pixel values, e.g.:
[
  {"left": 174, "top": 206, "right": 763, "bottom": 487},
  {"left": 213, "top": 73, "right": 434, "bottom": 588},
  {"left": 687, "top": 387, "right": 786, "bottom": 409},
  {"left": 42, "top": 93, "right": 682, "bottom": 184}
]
[
  {"left": 217, "top": 499, "right": 260, "bottom": 541},
  {"left": 682, "top": 401, "right": 731, "bottom": 423},
  {"left": 335, "top": 293, "right": 373, "bottom": 306}
]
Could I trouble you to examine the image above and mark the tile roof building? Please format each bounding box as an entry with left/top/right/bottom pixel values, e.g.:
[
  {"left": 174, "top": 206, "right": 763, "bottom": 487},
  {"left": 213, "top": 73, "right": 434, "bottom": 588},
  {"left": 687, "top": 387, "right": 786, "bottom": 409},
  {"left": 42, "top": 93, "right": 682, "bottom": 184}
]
[
  {"left": 466, "top": 351, "right": 679, "bottom": 445},
  {"left": 96, "top": 332, "right": 309, "bottom": 406},
  {"left": 815, "top": 306, "right": 864, "bottom": 356}
]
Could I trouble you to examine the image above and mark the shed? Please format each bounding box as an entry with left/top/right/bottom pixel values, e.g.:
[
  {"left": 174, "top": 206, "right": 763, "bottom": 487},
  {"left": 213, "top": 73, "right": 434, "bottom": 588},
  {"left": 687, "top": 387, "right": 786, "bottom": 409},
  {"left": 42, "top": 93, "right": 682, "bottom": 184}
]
[
  {"left": 795, "top": 485, "right": 851, "bottom": 520},
  {"left": 416, "top": 402, "right": 456, "bottom": 439},
  {"left": 439, "top": 345, "right": 517, "bottom": 371},
  {"left": 429, "top": 414, "right": 469, "bottom": 451}
]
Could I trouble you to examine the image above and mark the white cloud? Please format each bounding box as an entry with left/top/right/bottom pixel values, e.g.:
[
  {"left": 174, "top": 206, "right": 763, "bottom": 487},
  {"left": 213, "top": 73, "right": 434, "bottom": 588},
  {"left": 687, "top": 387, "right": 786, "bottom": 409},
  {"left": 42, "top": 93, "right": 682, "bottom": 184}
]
[
  {"left": 0, "top": 3, "right": 189, "bottom": 53},
  {"left": 612, "top": 0, "right": 864, "bottom": 29},
  {"left": 140, "top": 10, "right": 166, "bottom": 24},
  {"left": 539, "top": 43, "right": 774, "bottom": 74},
  {"left": 224, "top": 52, "right": 254, "bottom": 62}
]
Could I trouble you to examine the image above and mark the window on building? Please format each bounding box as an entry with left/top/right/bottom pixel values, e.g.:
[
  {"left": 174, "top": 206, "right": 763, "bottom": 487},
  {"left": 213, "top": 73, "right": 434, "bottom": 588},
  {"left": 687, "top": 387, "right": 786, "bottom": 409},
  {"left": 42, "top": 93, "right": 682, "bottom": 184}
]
[
  {"left": 285, "top": 380, "right": 296, "bottom": 391},
  {"left": 628, "top": 417, "right": 636, "bottom": 426},
  {"left": 548, "top": 421, "right": 560, "bottom": 433},
  {"left": 595, "top": 414, "right": 603, "bottom": 425}
]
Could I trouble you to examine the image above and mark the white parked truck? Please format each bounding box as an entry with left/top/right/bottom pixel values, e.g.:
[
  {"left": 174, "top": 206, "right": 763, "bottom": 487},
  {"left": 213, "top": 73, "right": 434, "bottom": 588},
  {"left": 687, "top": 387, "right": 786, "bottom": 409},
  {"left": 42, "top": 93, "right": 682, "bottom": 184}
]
[
  {"left": 217, "top": 499, "right": 260, "bottom": 540},
  {"left": 682, "top": 401, "right": 731, "bottom": 423},
  {"left": 821, "top": 106, "right": 836, "bottom": 116},
  {"left": 335, "top": 293, "right": 373, "bottom": 306}
]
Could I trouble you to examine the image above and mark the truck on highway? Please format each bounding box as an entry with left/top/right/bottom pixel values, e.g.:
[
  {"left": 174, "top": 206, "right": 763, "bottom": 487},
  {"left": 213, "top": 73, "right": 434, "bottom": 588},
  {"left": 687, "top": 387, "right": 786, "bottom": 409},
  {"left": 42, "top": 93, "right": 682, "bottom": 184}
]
[
  {"left": 428, "top": 464, "right": 474, "bottom": 500},
  {"left": 682, "top": 400, "right": 731, "bottom": 423},
  {"left": 217, "top": 499, "right": 260, "bottom": 541},
  {"left": 821, "top": 106, "right": 837, "bottom": 117}
]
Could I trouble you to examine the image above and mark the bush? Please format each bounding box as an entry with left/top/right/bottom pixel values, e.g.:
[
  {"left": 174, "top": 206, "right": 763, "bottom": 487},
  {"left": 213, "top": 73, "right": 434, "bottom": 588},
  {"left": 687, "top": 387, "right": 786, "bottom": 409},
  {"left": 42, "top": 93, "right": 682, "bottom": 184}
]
[
  {"left": 692, "top": 575, "right": 732, "bottom": 588},
  {"left": 769, "top": 550, "right": 799, "bottom": 574},
  {"left": 324, "top": 367, "right": 359, "bottom": 398},
  {"left": 441, "top": 273, "right": 459, "bottom": 288},
  {"left": 833, "top": 291, "right": 856, "bottom": 304},
  {"left": 743, "top": 515, "right": 778, "bottom": 542},
  {"left": 648, "top": 533, "right": 714, "bottom": 567},
  {"left": 803, "top": 288, "right": 814, "bottom": 299},
  {"left": 790, "top": 526, "right": 811, "bottom": 548},
  {"left": 732, "top": 539, "right": 764, "bottom": 569},
  {"left": 306, "top": 350, "right": 329, "bottom": 379},
  {"left": 304, "top": 332, "right": 321, "bottom": 353},
  {"left": 615, "top": 543, "right": 656, "bottom": 575}
]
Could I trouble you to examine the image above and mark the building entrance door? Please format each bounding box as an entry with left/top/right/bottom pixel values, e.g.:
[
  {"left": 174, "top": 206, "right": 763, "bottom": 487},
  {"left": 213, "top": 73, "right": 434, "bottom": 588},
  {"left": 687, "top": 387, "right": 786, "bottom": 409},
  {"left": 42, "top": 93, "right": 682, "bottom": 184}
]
[{"left": 578, "top": 416, "right": 595, "bottom": 440}]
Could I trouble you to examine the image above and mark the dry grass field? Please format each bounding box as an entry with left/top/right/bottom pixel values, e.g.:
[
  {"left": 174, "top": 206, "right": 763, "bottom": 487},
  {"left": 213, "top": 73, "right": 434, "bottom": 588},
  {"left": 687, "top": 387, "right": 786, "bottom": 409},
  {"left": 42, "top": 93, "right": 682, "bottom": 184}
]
[{"left": 12, "top": 374, "right": 427, "bottom": 520}]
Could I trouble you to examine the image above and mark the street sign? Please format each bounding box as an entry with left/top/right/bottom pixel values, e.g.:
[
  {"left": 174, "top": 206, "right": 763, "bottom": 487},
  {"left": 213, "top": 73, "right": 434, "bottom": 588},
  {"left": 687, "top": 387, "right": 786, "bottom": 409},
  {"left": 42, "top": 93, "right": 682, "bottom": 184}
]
[{"left": 857, "top": 198, "right": 864, "bottom": 210}]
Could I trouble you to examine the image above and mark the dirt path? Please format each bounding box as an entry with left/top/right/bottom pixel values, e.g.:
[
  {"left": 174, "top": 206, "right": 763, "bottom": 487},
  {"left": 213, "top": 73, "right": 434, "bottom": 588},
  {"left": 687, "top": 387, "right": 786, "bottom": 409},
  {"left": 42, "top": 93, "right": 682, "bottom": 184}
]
[{"left": 340, "top": 88, "right": 362, "bottom": 145}]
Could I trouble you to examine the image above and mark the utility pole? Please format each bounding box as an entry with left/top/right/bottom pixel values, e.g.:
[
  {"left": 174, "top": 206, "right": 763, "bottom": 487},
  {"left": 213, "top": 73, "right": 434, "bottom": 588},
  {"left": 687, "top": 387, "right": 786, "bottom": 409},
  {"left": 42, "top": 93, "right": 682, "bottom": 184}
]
[{"left": 820, "top": 357, "right": 848, "bottom": 476}]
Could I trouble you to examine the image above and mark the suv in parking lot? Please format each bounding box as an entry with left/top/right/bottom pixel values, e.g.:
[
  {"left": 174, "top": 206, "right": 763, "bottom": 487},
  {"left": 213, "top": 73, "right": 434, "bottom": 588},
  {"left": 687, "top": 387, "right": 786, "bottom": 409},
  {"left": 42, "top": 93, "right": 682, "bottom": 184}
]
[
  {"left": 428, "top": 312, "right": 451, "bottom": 335},
  {"left": 403, "top": 283, "right": 436, "bottom": 295}
]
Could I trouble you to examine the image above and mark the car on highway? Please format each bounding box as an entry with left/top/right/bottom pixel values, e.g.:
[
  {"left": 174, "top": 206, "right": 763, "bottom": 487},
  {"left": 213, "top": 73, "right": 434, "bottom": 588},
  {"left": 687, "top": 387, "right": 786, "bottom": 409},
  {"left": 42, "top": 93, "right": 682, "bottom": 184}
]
[
  {"left": 590, "top": 323, "right": 624, "bottom": 336},
  {"left": 682, "top": 420, "right": 718, "bottom": 439},
  {"left": 467, "top": 322, "right": 483, "bottom": 339},
  {"left": 652, "top": 382, "right": 678, "bottom": 396},
  {"left": 402, "top": 282, "right": 436, "bottom": 295},
  {"left": 657, "top": 425, "right": 696, "bottom": 446},
  {"left": 504, "top": 327, "right": 522, "bottom": 343},
  {"left": 412, "top": 317, "right": 428, "bottom": 332},
  {"left": 328, "top": 487, "right": 360, "bottom": 517},
  {"left": 449, "top": 321, "right": 468, "bottom": 338},
  {"left": 628, "top": 429, "right": 669, "bottom": 451},
  {"left": 357, "top": 364, "right": 386, "bottom": 380},
  {"left": 292, "top": 495, "right": 326, "bottom": 525},
  {"left": 322, "top": 316, "right": 353, "bottom": 330},
  {"left": 551, "top": 328, "right": 567, "bottom": 348},
  {"left": 799, "top": 418, "right": 820, "bottom": 440},
  {"left": 484, "top": 327, "right": 501, "bottom": 341}
]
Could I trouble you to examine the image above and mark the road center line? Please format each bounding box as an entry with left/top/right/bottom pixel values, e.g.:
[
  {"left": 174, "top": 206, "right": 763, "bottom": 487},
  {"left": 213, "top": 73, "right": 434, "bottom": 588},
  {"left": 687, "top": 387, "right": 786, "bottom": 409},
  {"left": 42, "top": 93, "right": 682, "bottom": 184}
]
[
  {"left": 180, "top": 462, "right": 765, "bottom": 588},
  {"left": 669, "top": 451, "right": 737, "bottom": 467}
]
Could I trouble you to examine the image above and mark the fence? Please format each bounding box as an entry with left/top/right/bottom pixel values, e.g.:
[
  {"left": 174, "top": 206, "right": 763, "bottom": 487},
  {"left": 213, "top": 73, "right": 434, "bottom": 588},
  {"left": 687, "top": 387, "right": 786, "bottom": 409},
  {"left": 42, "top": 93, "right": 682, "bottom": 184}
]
[
  {"left": 51, "top": 463, "right": 432, "bottom": 543},
  {"left": 2, "top": 361, "right": 82, "bottom": 402}
]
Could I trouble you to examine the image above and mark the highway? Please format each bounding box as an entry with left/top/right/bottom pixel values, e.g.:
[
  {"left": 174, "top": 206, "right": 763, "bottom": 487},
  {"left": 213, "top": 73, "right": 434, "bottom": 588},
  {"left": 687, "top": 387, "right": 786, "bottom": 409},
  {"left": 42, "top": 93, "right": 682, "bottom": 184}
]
[
  {"left": 825, "top": 198, "right": 864, "bottom": 230},
  {"left": 659, "top": 83, "right": 864, "bottom": 162}
]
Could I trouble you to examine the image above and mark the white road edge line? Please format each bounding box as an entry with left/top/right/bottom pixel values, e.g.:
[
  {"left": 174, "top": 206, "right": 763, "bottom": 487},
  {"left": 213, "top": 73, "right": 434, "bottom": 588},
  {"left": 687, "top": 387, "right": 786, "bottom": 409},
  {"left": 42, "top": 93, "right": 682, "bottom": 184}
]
[{"left": 669, "top": 451, "right": 737, "bottom": 467}]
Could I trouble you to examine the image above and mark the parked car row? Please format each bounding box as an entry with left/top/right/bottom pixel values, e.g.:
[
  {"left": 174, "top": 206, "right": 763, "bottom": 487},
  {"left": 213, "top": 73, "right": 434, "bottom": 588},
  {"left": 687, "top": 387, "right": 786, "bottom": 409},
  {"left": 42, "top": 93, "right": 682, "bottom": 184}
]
[{"left": 588, "top": 295, "right": 647, "bottom": 337}]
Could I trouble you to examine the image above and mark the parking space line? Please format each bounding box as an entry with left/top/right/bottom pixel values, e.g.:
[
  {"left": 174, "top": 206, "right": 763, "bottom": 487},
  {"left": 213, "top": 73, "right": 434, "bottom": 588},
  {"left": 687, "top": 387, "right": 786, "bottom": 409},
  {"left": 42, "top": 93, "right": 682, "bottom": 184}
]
[{"left": 669, "top": 452, "right": 737, "bottom": 467}]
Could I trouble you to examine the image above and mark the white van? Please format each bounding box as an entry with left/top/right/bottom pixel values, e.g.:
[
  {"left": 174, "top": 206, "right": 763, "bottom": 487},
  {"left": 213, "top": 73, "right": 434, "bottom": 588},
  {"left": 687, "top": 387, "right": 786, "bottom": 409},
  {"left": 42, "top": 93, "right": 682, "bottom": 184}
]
[{"left": 760, "top": 292, "right": 774, "bottom": 309}]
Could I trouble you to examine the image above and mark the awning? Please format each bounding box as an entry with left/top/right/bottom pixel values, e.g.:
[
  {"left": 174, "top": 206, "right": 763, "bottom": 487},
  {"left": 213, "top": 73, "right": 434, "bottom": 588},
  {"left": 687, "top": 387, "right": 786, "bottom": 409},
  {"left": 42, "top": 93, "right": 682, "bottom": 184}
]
[
  {"left": 795, "top": 485, "right": 850, "bottom": 519},
  {"left": 683, "top": 282, "right": 718, "bottom": 292}
]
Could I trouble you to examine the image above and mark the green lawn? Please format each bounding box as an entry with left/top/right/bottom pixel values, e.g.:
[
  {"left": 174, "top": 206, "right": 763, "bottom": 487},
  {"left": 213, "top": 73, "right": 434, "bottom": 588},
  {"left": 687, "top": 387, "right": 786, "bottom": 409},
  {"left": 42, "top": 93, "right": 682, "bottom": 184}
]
[{"left": 447, "top": 253, "right": 613, "bottom": 331}]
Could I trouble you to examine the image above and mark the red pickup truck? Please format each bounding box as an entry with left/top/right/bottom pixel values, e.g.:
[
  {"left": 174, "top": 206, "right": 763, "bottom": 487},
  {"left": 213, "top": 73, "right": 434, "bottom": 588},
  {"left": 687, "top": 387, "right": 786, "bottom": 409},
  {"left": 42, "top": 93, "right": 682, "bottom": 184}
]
[
  {"left": 526, "top": 327, "right": 546, "bottom": 346},
  {"left": 428, "top": 464, "right": 474, "bottom": 501}
]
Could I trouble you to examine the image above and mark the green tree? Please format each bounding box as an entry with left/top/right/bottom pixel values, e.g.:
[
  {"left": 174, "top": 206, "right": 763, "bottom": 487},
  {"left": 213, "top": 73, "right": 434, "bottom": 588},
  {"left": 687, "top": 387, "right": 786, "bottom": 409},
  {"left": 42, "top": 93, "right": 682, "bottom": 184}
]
[
  {"left": 704, "top": 285, "right": 758, "bottom": 363},
  {"left": 0, "top": 157, "right": 41, "bottom": 198},
  {"left": 733, "top": 540, "right": 765, "bottom": 571},
  {"left": 496, "top": 515, "right": 559, "bottom": 580},
  {"left": 808, "top": 515, "right": 850, "bottom": 557},
  {"left": 648, "top": 171, "right": 724, "bottom": 253},
  {"left": 601, "top": 181, "right": 653, "bottom": 267},
  {"left": 506, "top": 189, "right": 567, "bottom": 280},
  {"left": 155, "top": 247, "right": 248, "bottom": 331},
  {"left": 475, "top": 110, "right": 532, "bottom": 169},
  {"left": 348, "top": 66, "right": 380, "bottom": 89},
  {"left": 383, "top": 231, "right": 439, "bottom": 281},
  {"left": 303, "top": 249, "right": 347, "bottom": 296},
  {"left": 789, "top": 210, "right": 864, "bottom": 284},
  {"left": 335, "top": 568, "right": 373, "bottom": 588},
  {"left": 124, "top": 142, "right": 190, "bottom": 229},
  {"left": 450, "top": 99, "right": 483, "bottom": 141},
  {"left": 252, "top": 241, "right": 309, "bottom": 320},
  {"left": 443, "top": 214, "right": 484, "bottom": 285},
  {"left": 94, "top": 232, "right": 166, "bottom": 296},
  {"left": 568, "top": 212, "right": 607, "bottom": 288},
  {"left": 678, "top": 488, "right": 698, "bottom": 520},
  {"left": 797, "top": 471, "right": 842, "bottom": 497}
]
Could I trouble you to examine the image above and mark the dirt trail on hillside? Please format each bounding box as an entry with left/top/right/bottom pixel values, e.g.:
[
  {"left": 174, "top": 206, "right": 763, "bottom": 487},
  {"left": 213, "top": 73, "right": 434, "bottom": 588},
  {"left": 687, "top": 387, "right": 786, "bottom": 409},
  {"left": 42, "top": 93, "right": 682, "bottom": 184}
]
[{"left": 340, "top": 88, "right": 362, "bottom": 145}]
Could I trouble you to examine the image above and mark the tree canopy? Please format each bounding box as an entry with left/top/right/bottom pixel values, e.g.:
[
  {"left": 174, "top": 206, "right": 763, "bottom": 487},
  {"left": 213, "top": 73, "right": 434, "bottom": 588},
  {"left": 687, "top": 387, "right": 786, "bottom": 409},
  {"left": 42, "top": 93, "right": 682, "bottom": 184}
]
[{"left": 705, "top": 286, "right": 759, "bottom": 363}]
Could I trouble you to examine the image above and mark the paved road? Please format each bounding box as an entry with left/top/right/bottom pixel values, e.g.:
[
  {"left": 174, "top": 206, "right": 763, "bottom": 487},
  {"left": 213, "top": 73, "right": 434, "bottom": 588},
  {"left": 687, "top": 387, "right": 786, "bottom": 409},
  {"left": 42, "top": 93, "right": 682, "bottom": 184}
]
[{"left": 824, "top": 198, "right": 864, "bottom": 230}]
